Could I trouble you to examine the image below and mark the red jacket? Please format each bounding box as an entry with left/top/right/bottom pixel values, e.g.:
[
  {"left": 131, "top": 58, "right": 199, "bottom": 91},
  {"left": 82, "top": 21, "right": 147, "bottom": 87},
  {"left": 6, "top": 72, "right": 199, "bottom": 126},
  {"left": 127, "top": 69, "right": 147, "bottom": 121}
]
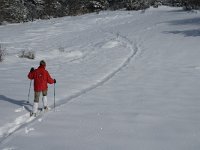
[{"left": 28, "top": 65, "right": 54, "bottom": 92}]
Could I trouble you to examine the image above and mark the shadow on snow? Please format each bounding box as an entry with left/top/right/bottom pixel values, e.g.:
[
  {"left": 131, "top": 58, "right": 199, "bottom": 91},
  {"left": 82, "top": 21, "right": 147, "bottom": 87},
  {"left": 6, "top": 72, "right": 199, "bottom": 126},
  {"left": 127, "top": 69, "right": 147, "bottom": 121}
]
[
  {"left": 164, "top": 17, "right": 200, "bottom": 37},
  {"left": 0, "top": 95, "right": 32, "bottom": 112},
  {"left": 168, "top": 17, "right": 200, "bottom": 26},
  {"left": 164, "top": 29, "right": 200, "bottom": 37}
]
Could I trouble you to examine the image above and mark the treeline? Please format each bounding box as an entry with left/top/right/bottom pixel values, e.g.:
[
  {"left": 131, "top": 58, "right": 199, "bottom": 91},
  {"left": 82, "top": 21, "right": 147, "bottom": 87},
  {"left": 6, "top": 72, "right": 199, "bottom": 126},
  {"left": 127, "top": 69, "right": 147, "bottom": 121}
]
[
  {"left": 0, "top": 0, "right": 200, "bottom": 24},
  {"left": 163, "top": 0, "right": 200, "bottom": 10}
]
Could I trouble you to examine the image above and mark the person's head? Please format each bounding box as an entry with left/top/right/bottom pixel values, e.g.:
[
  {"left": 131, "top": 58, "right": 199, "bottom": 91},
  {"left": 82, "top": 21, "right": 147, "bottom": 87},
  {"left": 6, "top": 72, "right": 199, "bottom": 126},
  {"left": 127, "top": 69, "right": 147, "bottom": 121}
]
[{"left": 40, "top": 60, "right": 46, "bottom": 67}]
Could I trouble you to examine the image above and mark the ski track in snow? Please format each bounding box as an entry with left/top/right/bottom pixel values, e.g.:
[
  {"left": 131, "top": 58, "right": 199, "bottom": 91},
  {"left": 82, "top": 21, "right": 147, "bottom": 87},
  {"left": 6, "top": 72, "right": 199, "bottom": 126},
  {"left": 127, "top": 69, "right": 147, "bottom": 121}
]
[
  {"left": 55, "top": 33, "right": 139, "bottom": 107},
  {"left": 0, "top": 30, "right": 140, "bottom": 145}
]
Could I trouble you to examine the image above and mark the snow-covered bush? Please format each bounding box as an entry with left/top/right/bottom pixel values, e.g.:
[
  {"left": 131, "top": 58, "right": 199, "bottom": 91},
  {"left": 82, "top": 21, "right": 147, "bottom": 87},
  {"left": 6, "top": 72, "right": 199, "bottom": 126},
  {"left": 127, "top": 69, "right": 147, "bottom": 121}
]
[
  {"left": 58, "top": 47, "right": 65, "bottom": 53},
  {"left": 19, "top": 50, "right": 35, "bottom": 59},
  {"left": 86, "top": 1, "right": 109, "bottom": 12},
  {"left": 108, "top": 1, "right": 127, "bottom": 10},
  {"left": 126, "top": 1, "right": 150, "bottom": 11},
  {"left": 153, "top": 0, "right": 162, "bottom": 8}
]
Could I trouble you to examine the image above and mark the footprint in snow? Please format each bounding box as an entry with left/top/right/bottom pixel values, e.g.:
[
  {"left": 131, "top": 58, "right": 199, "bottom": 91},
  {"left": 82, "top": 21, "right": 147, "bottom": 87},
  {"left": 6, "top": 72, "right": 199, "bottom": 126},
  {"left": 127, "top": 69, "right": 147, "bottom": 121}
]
[
  {"left": 25, "top": 127, "right": 35, "bottom": 134},
  {"left": 14, "top": 106, "right": 25, "bottom": 113}
]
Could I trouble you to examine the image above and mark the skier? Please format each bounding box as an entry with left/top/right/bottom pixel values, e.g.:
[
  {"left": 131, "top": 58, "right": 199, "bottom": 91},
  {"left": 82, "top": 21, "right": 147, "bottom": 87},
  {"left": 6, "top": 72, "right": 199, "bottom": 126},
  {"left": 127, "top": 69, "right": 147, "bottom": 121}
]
[{"left": 28, "top": 60, "right": 56, "bottom": 116}]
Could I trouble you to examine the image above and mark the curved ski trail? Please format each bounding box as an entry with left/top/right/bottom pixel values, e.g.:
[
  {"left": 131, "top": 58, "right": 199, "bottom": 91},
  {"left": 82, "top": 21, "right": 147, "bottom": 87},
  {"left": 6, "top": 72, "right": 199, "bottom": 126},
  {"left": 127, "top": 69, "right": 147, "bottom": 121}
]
[{"left": 0, "top": 33, "right": 139, "bottom": 145}]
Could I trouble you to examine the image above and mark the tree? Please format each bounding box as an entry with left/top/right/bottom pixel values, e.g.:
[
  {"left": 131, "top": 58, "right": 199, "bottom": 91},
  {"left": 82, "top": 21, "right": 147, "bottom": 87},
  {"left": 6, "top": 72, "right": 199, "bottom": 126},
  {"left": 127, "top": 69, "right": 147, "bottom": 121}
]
[
  {"left": 43, "top": 0, "right": 62, "bottom": 17},
  {"left": 182, "top": 0, "right": 200, "bottom": 10},
  {"left": 126, "top": 0, "right": 150, "bottom": 11},
  {"left": 0, "top": 0, "right": 27, "bottom": 23}
]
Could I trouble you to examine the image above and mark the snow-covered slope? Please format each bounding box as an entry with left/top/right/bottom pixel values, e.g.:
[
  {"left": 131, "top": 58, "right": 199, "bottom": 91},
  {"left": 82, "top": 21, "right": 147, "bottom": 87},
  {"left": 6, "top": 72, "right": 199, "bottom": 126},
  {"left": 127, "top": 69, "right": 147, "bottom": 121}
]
[{"left": 0, "top": 6, "right": 200, "bottom": 150}]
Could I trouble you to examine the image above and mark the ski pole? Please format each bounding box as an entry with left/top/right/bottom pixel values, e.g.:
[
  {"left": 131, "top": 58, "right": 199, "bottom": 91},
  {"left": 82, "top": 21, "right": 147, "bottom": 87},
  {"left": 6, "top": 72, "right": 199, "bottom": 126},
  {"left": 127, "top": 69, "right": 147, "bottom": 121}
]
[
  {"left": 54, "top": 82, "right": 56, "bottom": 111},
  {"left": 27, "top": 80, "right": 32, "bottom": 103}
]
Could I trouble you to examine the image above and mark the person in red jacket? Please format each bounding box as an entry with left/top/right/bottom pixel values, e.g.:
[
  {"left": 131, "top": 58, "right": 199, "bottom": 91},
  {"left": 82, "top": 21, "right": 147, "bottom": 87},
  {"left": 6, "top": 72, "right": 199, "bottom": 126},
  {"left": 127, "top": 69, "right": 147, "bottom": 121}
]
[{"left": 28, "top": 60, "right": 56, "bottom": 116}]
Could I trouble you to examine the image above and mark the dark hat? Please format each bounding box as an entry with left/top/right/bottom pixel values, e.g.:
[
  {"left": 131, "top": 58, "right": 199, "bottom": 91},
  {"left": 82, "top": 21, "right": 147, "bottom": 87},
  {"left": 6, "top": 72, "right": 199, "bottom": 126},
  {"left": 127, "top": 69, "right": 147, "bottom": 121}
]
[{"left": 40, "top": 60, "right": 46, "bottom": 66}]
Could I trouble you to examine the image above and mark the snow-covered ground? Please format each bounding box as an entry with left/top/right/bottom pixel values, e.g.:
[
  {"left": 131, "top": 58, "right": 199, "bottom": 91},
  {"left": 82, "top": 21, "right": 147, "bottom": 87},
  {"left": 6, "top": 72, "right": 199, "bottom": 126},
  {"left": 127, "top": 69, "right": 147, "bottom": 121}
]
[{"left": 0, "top": 6, "right": 200, "bottom": 150}]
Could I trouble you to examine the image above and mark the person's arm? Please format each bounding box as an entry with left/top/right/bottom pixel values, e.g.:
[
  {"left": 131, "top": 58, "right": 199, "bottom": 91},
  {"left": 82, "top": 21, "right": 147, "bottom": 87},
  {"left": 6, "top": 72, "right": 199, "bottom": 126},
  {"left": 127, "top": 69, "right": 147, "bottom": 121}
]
[
  {"left": 46, "top": 71, "right": 55, "bottom": 84},
  {"left": 28, "top": 67, "right": 35, "bottom": 80}
]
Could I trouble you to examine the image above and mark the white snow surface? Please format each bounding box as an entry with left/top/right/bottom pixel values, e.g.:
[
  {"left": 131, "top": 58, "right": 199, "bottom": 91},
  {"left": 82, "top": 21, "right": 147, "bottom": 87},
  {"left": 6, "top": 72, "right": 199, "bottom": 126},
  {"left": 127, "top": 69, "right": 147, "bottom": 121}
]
[{"left": 0, "top": 6, "right": 200, "bottom": 150}]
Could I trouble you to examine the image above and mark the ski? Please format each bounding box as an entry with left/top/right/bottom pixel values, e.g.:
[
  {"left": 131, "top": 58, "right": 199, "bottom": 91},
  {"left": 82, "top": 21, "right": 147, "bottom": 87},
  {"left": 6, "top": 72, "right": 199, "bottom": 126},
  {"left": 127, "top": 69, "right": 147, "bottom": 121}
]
[{"left": 30, "top": 107, "right": 49, "bottom": 117}]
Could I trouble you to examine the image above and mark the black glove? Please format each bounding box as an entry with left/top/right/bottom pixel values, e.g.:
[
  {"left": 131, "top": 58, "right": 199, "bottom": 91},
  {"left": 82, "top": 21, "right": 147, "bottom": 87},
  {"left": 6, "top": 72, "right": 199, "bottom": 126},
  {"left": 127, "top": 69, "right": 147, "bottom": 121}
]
[
  {"left": 30, "top": 67, "right": 34, "bottom": 72},
  {"left": 54, "top": 79, "right": 56, "bottom": 83}
]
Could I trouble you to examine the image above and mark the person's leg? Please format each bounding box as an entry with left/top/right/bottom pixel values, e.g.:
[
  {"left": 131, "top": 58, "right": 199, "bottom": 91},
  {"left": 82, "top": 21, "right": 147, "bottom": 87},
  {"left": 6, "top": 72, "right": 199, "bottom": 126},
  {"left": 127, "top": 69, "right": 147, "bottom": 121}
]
[
  {"left": 42, "top": 90, "right": 48, "bottom": 110},
  {"left": 32, "top": 91, "right": 40, "bottom": 114}
]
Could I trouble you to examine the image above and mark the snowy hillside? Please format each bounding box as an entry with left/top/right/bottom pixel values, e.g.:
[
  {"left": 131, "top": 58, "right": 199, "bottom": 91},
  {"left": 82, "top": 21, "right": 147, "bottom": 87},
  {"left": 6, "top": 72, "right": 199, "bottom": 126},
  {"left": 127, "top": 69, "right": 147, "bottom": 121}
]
[{"left": 0, "top": 6, "right": 200, "bottom": 150}]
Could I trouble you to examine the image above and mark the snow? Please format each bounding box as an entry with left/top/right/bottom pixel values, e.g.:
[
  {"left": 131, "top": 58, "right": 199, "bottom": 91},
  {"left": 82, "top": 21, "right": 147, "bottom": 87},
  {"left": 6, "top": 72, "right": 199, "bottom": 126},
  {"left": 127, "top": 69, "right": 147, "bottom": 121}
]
[{"left": 0, "top": 6, "right": 200, "bottom": 150}]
